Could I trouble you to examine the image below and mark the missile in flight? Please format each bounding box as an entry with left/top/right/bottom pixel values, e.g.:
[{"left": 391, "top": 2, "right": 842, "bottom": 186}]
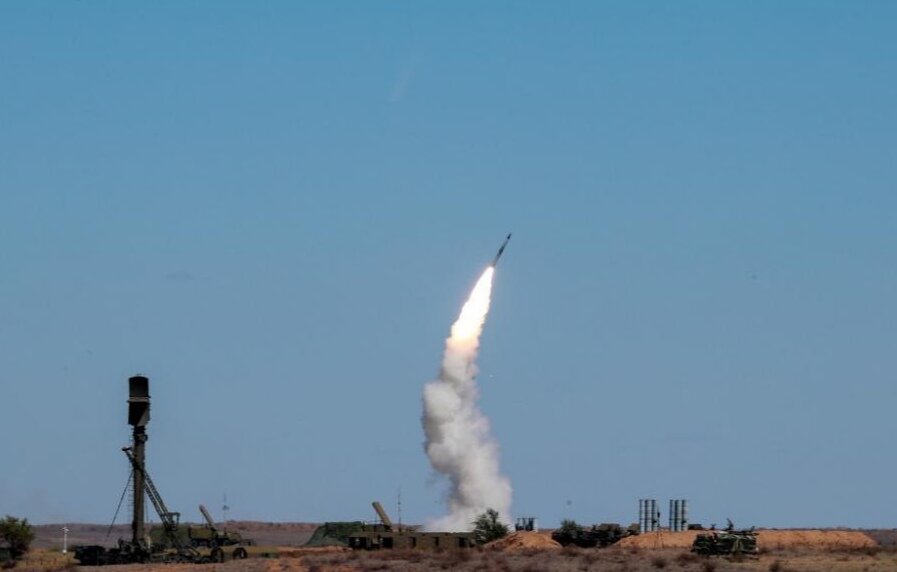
[{"left": 491, "top": 234, "right": 512, "bottom": 267}]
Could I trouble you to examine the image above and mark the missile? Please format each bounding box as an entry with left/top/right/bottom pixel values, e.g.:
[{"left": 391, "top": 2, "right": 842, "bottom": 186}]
[{"left": 491, "top": 233, "right": 512, "bottom": 267}]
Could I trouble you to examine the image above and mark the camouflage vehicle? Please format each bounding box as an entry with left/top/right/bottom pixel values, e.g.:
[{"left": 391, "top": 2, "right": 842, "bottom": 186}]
[
  {"left": 552, "top": 521, "right": 639, "bottom": 548},
  {"left": 74, "top": 537, "right": 156, "bottom": 566},
  {"left": 305, "top": 522, "right": 365, "bottom": 547},
  {"left": 187, "top": 505, "right": 251, "bottom": 550},
  {"left": 691, "top": 521, "right": 758, "bottom": 558},
  {"left": 73, "top": 545, "right": 113, "bottom": 566}
]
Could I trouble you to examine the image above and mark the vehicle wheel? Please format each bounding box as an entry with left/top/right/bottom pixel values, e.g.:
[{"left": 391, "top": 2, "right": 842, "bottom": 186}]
[
  {"left": 210, "top": 548, "right": 225, "bottom": 563},
  {"left": 233, "top": 547, "right": 248, "bottom": 560},
  {"left": 730, "top": 539, "right": 743, "bottom": 561}
]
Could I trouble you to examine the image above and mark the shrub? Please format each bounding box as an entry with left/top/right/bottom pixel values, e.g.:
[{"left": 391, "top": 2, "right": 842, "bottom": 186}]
[
  {"left": 0, "top": 516, "right": 35, "bottom": 560},
  {"left": 472, "top": 509, "right": 509, "bottom": 544},
  {"left": 557, "top": 519, "right": 581, "bottom": 536}
]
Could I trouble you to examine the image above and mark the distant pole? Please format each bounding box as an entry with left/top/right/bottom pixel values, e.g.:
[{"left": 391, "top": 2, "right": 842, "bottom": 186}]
[
  {"left": 397, "top": 488, "right": 402, "bottom": 531},
  {"left": 62, "top": 526, "right": 69, "bottom": 554},
  {"left": 222, "top": 492, "right": 230, "bottom": 528}
]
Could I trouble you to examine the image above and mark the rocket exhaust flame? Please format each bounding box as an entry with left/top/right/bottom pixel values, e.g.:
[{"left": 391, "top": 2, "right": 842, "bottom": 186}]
[{"left": 422, "top": 265, "right": 512, "bottom": 531}]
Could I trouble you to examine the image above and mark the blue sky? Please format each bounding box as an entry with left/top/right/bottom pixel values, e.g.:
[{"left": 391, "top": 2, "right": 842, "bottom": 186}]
[{"left": 1, "top": 1, "right": 895, "bottom": 529}]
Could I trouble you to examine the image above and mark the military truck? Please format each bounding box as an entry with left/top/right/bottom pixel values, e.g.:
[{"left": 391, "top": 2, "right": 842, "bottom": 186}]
[
  {"left": 552, "top": 521, "right": 639, "bottom": 548},
  {"left": 187, "top": 505, "right": 251, "bottom": 550},
  {"left": 691, "top": 520, "right": 758, "bottom": 558}
]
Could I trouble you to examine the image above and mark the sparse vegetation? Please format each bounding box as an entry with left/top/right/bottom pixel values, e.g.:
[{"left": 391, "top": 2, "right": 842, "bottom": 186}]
[
  {"left": 557, "top": 519, "right": 580, "bottom": 537},
  {"left": 22, "top": 526, "right": 897, "bottom": 572},
  {"left": 0, "top": 516, "right": 34, "bottom": 562},
  {"left": 298, "top": 544, "right": 897, "bottom": 572},
  {"left": 472, "top": 509, "right": 509, "bottom": 544}
]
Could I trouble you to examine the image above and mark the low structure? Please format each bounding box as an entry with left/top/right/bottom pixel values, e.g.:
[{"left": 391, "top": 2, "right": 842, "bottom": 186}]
[
  {"left": 348, "top": 528, "right": 477, "bottom": 550},
  {"left": 347, "top": 502, "right": 477, "bottom": 550}
]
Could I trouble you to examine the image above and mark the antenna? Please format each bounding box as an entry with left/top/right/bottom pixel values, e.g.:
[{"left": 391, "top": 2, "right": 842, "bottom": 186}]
[
  {"left": 127, "top": 375, "right": 150, "bottom": 547},
  {"left": 222, "top": 492, "right": 230, "bottom": 527},
  {"left": 397, "top": 488, "right": 402, "bottom": 531}
]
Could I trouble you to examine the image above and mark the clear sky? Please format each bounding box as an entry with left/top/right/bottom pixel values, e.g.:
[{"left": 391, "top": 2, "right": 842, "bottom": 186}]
[{"left": 1, "top": 1, "right": 895, "bottom": 529}]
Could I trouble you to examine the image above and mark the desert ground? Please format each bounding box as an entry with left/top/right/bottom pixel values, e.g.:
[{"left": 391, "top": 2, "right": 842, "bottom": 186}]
[{"left": 17, "top": 528, "right": 897, "bottom": 572}]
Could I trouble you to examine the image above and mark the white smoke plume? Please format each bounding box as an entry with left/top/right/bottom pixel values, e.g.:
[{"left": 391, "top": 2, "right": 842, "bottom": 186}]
[{"left": 422, "top": 266, "right": 512, "bottom": 531}]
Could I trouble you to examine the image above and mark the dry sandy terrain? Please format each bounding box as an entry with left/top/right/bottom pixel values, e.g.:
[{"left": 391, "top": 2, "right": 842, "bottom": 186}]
[
  {"left": 19, "top": 529, "right": 897, "bottom": 572},
  {"left": 13, "top": 541, "right": 897, "bottom": 572},
  {"left": 294, "top": 543, "right": 897, "bottom": 572}
]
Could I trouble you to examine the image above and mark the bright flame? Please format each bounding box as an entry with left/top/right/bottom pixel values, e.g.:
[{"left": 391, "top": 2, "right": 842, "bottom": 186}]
[
  {"left": 422, "top": 265, "right": 512, "bottom": 531},
  {"left": 450, "top": 266, "right": 494, "bottom": 342}
]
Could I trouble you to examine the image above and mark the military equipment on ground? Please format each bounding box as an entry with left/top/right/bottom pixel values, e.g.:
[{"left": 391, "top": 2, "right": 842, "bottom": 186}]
[
  {"left": 73, "top": 376, "right": 158, "bottom": 565},
  {"left": 73, "top": 545, "right": 113, "bottom": 566},
  {"left": 691, "top": 520, "right": 758, "bottom": 558},
  {"left": 515, "top": 517, "right": 537, "bottom": 531},
  {"left": 74, "top": 376, "right": 251, "bottom": 566},
  {"left": 305, "top": 522, "right": 365, "bottom": 547},
  {"left": 552, "top": 521, "right": 639, "bottom": 548},
  {"left": 122, "top": 446, "right": 203, "bottom": 562},
  {"left": 346, "top": 501, "right": 477, "bottom": 550},
  {"left": 187, "top": 505, "right": 249, "bottom": 549},
  {"left": 371, "top": 502, "right": 393, "bottom": 529}
]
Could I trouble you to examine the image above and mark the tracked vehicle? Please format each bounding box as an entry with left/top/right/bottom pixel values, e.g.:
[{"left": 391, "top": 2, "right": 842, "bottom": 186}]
[
  {"left": 552, "top": 521, "right": 639, "bottom": 548},
  {"left": 691, "top": 520, "right": 759, "bottom": 558}
]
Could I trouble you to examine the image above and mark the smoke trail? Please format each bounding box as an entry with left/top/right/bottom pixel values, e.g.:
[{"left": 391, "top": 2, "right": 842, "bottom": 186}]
[{"left": 422, "top": 266, "right": 512, "bottom": 531}]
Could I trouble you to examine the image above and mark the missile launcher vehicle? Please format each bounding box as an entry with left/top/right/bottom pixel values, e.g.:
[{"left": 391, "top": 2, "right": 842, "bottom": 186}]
[
  {"left": 691, "top": 520, "right": 759, "bottom": 558},
  {"left": 551, "top": 521, "right": 639, "bottom": 548},
  {"left": 187, "top": 505, "right": 251, "bottom": 549}
]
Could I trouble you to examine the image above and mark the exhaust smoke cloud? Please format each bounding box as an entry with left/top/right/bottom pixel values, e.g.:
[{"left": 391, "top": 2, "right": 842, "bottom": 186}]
[{"left": 422, "top": 266, "right": 512, "bottom": 531}]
